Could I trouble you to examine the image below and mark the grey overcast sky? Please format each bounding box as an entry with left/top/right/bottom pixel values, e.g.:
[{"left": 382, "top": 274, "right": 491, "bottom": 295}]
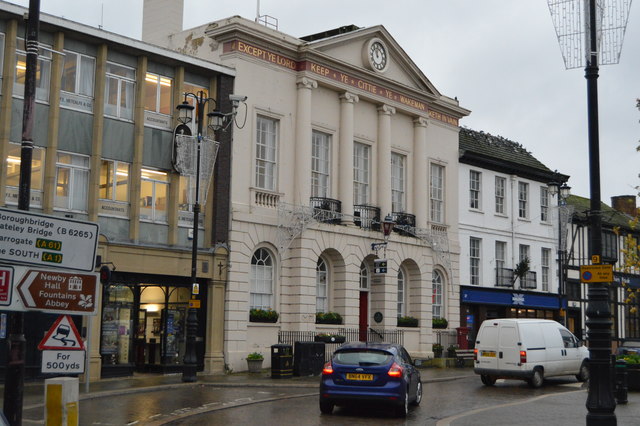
[{"left": 8, "top": 0, "right": 640, "bottom": 205}]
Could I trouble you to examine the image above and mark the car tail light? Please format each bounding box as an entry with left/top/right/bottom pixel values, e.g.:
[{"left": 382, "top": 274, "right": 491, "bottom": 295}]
[
  {"left": 388, "top": 362, "right": 403, "bottom": 378},
  {"left": 520, "top": 350, "right": 527, "bottom": 364},
  {"left": 474, "top": 348, "right": 478, "bottom": 361},
  {"left": 322, "top": 361, "right": 333, "bottom": 375}
]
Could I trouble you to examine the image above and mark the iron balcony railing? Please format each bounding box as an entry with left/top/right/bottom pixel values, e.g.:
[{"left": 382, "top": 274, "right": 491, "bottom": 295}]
[
  {"left": 391, "top": 212, "right": 416, "bottom": 236},
  {"left": 495, "top": 268, "right": 514, "bottom": 287},
  {"left": 354, "top": 204, "right": 381, "bottom": 231},
  {"left": 520, "top": 271, "right": 537, "bottom": 289},
  {"left": 309, "top": 196, "right": 342, "bottom": 224}
]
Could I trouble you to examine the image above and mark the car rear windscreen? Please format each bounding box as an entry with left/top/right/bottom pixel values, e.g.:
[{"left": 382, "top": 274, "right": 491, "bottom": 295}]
[{"left": 333, "top": 350, "right": 393, "bottom": 366}]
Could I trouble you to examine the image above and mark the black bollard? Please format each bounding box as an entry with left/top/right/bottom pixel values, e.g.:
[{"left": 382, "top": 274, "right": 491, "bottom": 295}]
[{"left": 615, "top": 358, "right": 628, "bottom": 404}]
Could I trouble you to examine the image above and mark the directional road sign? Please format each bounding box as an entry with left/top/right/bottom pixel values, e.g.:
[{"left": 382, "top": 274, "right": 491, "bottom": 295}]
[
  {"left": 17, "top": 269, "right": 98, "bottom": 315},
  {"left": 0, "top": 207, "right": 99, "bottom": 272}
]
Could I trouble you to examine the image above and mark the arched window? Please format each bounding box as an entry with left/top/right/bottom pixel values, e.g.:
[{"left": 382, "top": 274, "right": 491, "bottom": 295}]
[
  {"left": 433, "top": 270, "right": 444, "bottom": 318},
  {"left": 316, "top": 257, "right": 328, "bottom": 313},
  {"left": 250, "top": 248, "right": 274, "bottom": 310},
  {"left": 397, "top": 268, "right": 406, "bottom": 317},
  {"left": 359, "top": 261, "right": 369, "bottom": 290}
]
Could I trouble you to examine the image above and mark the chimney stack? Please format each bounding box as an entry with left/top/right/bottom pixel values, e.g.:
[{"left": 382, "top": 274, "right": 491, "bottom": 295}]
[
  {"left": 611, "top": 195, "right": 638, "bottom": 216},
  {"left": 142, "top": 0, "right": 184, "bottom": 46}
]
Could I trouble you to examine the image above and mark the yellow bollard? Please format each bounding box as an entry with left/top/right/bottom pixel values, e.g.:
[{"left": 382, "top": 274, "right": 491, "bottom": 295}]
[{"left": 45, "top": 377, "right": 79, "bottom": 426}]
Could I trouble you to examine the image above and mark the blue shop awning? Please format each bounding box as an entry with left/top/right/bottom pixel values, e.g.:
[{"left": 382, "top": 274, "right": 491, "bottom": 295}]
[{"left": 461, "top": 286, "right": 563, "bottom": 310}]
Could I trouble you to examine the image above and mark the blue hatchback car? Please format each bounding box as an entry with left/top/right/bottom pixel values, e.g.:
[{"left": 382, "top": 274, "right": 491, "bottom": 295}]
[{"left": 319, "top": 342, "right": 422, "bottom": 417}]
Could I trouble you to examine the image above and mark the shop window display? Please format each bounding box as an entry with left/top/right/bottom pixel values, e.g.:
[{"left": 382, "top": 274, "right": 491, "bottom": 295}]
[{"left": 101, "top": 285, "right": 134, "bottom": 366}]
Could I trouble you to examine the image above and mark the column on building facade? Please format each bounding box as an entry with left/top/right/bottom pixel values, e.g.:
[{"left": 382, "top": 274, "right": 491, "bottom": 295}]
[
  {"left": 413, "top": 117, "right": 428, "bottom": 229},
  {"left": 42, "top": 32, "right": 64, "bottom": 214},
  {"left": 294, "top": 77, "right": 317, "bottom": 206},
  {"left": 338, "top": 92, "right": 358, "bottom": 223},
  {"left": 88, "top": 44, "right": 108, "bottom": 222},
  {"left": 130, "top": 56, "right": 148, "bottom": 241},
  {"left": 203, "top": 268, "right": 226, "bottom": 374},
  {"left": 167, "top": 66, "right": 185, "bottom": 246},
  {"left": 377, "top": 104, "right": 395, "bottom": 218}
]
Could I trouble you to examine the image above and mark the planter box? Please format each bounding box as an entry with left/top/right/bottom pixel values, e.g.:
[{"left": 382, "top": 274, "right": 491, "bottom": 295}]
[
  {"left": 314, "top": 335, "right": 346, "bottom": 344},
  {"left": 247, "top": 359, "right": 264, "bottom": 373}
]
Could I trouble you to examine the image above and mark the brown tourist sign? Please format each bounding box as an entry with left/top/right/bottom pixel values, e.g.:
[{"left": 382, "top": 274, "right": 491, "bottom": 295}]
[{"left": 17, "top": 269, "right": 98, "bottom": 315}]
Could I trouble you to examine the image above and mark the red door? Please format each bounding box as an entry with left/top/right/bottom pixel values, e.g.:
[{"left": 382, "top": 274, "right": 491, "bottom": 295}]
[{"left": 359, "top": 291, "right": 368, "bottom": 342}]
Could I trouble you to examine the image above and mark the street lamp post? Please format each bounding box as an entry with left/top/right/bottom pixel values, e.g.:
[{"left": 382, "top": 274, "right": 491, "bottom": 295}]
[
  {"left": 548, "top": 178, "right": 570, "bottom": 326},
  {"left": 175, "top": 91, "right": 246, "bottom": 383}
]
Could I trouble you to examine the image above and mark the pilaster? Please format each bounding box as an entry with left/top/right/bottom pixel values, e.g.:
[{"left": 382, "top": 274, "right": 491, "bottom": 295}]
[
  {"left": 293, "top": 77, "right": 317, "bottom": 206},
  {"left": 413, "top": 117, "right": 428, "bottom": 228},
  {"left": 338, "top": 92, "right": 358, "bottom": 223},
  {"left": 376, "top": 104, "right": 395, "bottom": 218}
]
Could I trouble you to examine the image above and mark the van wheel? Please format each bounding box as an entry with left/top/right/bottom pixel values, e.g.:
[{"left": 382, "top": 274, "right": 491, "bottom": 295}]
[
  {"left": 481, "top": 374, "right": 496, "bottom": 386},
  {"left": 575, "top": 361, "right": 589, "bottom": 382},
  {"left": 527, "top": 368, "right": 544, "bottom": 388}
]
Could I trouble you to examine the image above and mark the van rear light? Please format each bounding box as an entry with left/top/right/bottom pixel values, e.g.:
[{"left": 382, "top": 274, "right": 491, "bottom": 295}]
[
  {"left": 322, "top": 361, "right": 333, "bottom": 375},
  {"left": 474, "top": 348, "right": 478, "bottom": 361},
  {"left": 520, "top": 350, "right": 527, "bottom": 364},
  {"left": 388, "top": 362, "right": 403, "bottom": 378}
]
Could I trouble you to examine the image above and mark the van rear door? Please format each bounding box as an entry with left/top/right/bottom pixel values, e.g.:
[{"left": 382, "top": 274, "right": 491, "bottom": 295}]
[
  {"left": 476, "top": 322, "right": 499, "bottom": 370},
  {"left": 497, "top": 324, "right": 520, "bottom": 370}
]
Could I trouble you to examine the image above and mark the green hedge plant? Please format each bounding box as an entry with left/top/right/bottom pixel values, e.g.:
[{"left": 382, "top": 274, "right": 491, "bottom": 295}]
[
  {"left": 397, "top": 316, "right": 419, "bottom": 327},
  {"left": 316, "top": 311, "right": 343, "bottom": 324},
  {"left": 432, "top": 317, "right": 448, "bottom": 329},
  {"left": 250, "top": 308, "right": 279, "bottom": 323}
]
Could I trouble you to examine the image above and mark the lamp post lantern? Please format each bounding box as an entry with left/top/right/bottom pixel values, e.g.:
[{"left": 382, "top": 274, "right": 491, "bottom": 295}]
[{"left": 174, "top": 91, "right": 245, "bottom": 382}]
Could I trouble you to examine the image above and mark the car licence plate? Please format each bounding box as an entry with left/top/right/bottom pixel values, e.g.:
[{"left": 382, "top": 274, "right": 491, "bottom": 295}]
[
  {"left": 346, "top": 373, "right": 374, "bottom": 381},
  {"left": 482, "top": 350, "right": 496, "bottom": 357}
]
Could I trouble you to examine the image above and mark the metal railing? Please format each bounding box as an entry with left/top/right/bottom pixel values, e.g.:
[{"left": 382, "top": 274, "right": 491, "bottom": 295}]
[
  {"left": 309, "top": 197, "right": 342, "bottom": 224},
  {"left": 278, "top": 328, "right": 404, "bottom": 362},
  {"left": 354, "top": 205, "right": 381, "bottom": 231},
  {"left": 434, "top": 329, "right": 457, "bottom": 348},
  {"left": 495, "top": 267, "right": 514, "bottom": 287},
  {"left": 520, "top": 271, "right": 537, "bottom": 289}
]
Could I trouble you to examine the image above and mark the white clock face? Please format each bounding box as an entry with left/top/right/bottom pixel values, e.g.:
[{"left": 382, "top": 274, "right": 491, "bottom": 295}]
[{"left": 369, "top": 41, "right": 387, "bottom": 71}]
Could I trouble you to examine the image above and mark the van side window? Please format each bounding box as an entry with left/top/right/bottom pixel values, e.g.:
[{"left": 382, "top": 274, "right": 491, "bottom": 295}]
[{"left": 559, "top": 329, "right": 577, "bottom": 348}]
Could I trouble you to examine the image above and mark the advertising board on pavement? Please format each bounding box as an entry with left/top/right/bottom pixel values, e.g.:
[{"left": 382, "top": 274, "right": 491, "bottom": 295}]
[{"left": 0, "top": 207, "right": 99, "bottom": 272}]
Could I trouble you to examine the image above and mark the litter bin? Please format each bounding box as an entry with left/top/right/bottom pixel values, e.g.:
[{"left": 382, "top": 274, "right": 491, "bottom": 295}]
[{"left": 271, "top": 344, "right": 293, "bottom": 379}]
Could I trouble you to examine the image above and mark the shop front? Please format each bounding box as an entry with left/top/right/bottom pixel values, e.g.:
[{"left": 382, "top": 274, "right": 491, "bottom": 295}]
[
  {"left": 99, "top": 271, "right": 207, "bottom": 377},
  {"left": 460, "top": 285, "right": 564, "bottom": 348}
]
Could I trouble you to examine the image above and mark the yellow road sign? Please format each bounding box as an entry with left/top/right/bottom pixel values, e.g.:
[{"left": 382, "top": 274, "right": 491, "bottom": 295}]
[
  {"left": 580, "top": 264, "right": 613, "bottom": 283},
  {"left": 189, "top": 299, "right": 201, "bottom": 308}
]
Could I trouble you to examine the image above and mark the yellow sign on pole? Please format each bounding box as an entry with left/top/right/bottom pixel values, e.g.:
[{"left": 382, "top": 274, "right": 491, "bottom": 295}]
[
  {"left": 189, "top": 299, "right": 201, "bottom": 308},
  {"left": 580, "top": 264, "right": 613, "bottom": 283},
  {"left": 591, "top": 255, "right": 601, "bottom": 264}
]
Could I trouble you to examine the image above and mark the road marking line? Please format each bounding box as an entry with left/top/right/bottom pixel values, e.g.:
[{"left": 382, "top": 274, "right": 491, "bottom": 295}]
[{"left": 435, "top": 389, "right": 585, "bottom": 426}]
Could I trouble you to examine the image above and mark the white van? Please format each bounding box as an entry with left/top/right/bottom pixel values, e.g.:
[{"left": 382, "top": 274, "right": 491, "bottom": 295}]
[{"left": 473, "top": 319, "right": 589, "bottom": 388}]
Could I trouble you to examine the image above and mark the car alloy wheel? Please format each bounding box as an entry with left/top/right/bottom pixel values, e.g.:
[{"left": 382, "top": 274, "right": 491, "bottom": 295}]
[
  {"left": 411, "top": 381, "right": 422, "bottom": 406},
  {"left": 396, "top": 387, "right": 409, "bottom": 417}
]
